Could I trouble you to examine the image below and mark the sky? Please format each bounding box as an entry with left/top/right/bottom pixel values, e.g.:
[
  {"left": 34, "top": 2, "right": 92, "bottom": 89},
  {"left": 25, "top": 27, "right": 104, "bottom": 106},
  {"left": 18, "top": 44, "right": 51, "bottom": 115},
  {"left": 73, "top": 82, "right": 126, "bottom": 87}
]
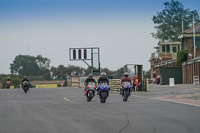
[{"left": 1, "top": 0, "right": 200, "bottom": 74}]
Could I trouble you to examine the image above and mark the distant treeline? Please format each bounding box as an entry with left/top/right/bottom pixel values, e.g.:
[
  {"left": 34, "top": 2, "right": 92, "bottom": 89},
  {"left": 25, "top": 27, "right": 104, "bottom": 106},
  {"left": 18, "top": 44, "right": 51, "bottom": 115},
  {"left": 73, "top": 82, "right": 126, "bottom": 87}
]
[{"left": 0, "top": 54, "right": 150, "bottom": 88}]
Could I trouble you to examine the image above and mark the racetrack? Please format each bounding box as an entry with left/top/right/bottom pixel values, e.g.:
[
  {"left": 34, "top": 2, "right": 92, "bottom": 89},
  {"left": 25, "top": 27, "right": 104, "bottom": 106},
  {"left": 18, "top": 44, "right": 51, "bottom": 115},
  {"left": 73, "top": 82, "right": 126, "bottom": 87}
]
[{"left": 0, "top": 85, "right": 200, "bottom": 133}]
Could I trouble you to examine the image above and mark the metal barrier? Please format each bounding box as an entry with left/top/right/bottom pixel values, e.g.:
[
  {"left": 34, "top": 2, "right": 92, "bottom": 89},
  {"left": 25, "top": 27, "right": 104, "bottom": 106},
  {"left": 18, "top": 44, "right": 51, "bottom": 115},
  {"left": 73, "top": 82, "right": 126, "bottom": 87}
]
[
  {"left": 143, "top": 78, "right": 149, "bottom": 91},
  {"left": 110, "top": 79, "right": 120, "bottom": 91}
]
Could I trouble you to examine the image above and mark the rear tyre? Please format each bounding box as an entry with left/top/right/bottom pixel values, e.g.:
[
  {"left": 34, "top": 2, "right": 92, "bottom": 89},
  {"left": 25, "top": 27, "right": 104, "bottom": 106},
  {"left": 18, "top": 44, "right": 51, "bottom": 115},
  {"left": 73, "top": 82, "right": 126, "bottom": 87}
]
[
  {"left": 87, "top": 92, "right": 93, "bottom": 102},
  {"left": 87, "top": 97, "right": 91, "bottom": 101},
  {"left": 100, "top": 92, "right": 107, "bottom": 103},
  {"left": 123, "top": 96, "right": 127, "bottom": 101},
  {"left": 123, "top": 90, "right": 129, "bottom": 102},
  {"left": 23, "top": 87, "right": 28, "bottom": 93}
]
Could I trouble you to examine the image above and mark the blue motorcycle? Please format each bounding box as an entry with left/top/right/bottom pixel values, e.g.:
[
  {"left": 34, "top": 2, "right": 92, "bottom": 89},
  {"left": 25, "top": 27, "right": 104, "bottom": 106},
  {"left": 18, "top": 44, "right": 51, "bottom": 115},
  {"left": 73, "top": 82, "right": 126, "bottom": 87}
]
[
  {"left": 121, "top": 82, "right": 131, "bottom": 101},
  {"left": 98, "top": 82, "right": 110, "bottom": 103}
]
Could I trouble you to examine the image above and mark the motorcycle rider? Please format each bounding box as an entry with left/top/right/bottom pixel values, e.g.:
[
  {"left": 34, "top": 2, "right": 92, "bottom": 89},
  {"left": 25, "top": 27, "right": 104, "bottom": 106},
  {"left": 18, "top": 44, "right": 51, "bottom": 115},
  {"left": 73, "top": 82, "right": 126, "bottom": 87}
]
[
  {"left": 97, "top": 72, "right": 109, "bottom": 85},
  {"left": 7, "top": 77, "right": 11, "bottom": 81},
  {"left": 97, "top": 72, "right": 110, "bottom": 95},
  {"left": 84, "top": 74, "right": 97, "bottom": 95},
  {"left": 133, "top": 75, "right": 139, "bottom": 91},
  {"left": 22, "top": 76, "right": 29, "bottom": 89},
  {"left": 6, "top": 77, "right": 11, "bottom": 88},
  {"left": 120, "top": 72, "right": 133, "bottom": 95}
]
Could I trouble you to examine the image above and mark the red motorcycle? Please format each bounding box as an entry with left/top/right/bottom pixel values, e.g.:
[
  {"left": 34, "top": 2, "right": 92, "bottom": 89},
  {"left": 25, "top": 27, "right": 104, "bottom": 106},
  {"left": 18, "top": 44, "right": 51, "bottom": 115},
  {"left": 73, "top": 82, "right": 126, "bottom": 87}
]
[{"left": 6, "top": 81, "right": 11, "bottom": 89}]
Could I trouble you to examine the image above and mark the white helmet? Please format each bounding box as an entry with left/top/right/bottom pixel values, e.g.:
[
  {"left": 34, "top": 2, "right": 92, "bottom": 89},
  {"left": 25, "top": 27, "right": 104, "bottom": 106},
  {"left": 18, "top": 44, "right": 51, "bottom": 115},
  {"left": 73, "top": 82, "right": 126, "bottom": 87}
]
[{"left": 101, "top": 72, "right": 106, "bottom": 79}]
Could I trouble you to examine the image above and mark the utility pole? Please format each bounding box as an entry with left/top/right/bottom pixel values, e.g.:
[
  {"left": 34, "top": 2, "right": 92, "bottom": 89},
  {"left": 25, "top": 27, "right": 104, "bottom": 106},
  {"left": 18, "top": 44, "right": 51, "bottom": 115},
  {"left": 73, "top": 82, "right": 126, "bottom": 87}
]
[{"left": 193, "top": 14, "right": 196, "bottom": 59}]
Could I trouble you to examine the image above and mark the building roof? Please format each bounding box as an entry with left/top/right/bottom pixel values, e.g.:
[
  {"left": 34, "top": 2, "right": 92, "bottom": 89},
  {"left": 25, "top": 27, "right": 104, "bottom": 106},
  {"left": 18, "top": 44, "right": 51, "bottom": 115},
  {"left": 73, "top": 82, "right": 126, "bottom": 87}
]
[
  {"left": 158, "top": 41, "right": 181, "bottom": 45},
  {"left": 184, "top": 22, "right": 200, "bottom": 34},
  {"left": 178, "top": 22, "right": 200, "bottom": 39},
  {"left": 182, "top": 56, "right": 200, "bottom": 65},
  {"left": 152, "top": 58, "right": 177, "bottom": 68}
]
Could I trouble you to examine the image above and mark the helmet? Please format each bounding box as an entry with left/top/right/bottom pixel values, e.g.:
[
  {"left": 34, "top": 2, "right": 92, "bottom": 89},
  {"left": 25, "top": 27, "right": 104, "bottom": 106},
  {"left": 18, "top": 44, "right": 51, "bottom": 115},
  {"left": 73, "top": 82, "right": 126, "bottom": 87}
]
[
  {"left": 88, "top": 74, "right": 93, "bottom": 79},
  {"left": 134, "top": 75, "right": 137, "bottom": 78},
  {"left": 101, "top": 72, "right": 106, "bottom": 79},
  {"left": 24, "top": 76, "right": 27, "bottom": 79},
  {"left": 7, "top": 77, "right": 10, "bottom": 79},
  {"left": 124, "top": 72, "right": 129, "bottom": 77}
]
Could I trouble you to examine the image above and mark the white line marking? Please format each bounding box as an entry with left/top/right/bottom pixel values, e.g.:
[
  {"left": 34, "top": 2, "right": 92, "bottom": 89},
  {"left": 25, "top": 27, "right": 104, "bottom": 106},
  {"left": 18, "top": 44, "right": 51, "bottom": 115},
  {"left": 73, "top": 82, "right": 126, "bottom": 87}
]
[{"left": 63, "top": 97, "right": 70, "bottom": 101}]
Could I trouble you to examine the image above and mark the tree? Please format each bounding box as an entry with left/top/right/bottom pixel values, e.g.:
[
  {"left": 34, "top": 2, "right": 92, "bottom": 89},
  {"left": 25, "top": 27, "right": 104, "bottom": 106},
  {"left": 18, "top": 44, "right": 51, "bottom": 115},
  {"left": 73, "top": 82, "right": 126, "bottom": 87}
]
[
  {"left": 113, "top": 67, "right": 124, "bottom": 79},
  {"left": 143, "top": 70, "right": 151, "bottom": 79},
  {"left": 0, "top": 74, "right": 22, "bottom": 88},
  {"left": 50, "top": 65, "right": 87, "bottom": 79},
  {"left": 40, "top": 68, "right": 51, "bottom": 80},
  {"left": 101, "top": 68, "right": 114, "bottom": 76},
  {"left": 177, "top": 50, "right": 187, "bottom": 66},
  {"left": 10, "top": 55, "right": 51, "bottom": 76},
  {"left": 152, "top": 0, "right": 200, "bottom": 41},
  {"left": 36, "top": 55, "right": 50, "bottom": 69}
]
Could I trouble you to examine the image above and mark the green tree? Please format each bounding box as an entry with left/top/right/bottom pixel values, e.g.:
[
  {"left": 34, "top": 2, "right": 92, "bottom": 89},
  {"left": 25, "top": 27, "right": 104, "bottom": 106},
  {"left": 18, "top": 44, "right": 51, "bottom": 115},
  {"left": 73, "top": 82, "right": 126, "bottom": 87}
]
[
  {"left": 101, "top": 68, "right": 114, "bottom": 76},
  {"left": 152, "top": 0, "right": 200, "bottom": 41},
  {"left": 36, "top": 55, "right": 50, "bottom": 69},
  {"left": 0, "top": 74, "right": 22, "bottom": 88},
  {"left": 113, "top": 67, "right": 124, "bottom": 79},
  {"left": 177, "top": 50, "right": 188, "bottom": 66},
  {"left": 143, "top": 70, "right": 151, "bottom": 79},
  {"left": 40, "top": 68, "right": 51, "bottom": 80},
  {"left": 10, "top": 55, "right": 51, "bottom": 76}
]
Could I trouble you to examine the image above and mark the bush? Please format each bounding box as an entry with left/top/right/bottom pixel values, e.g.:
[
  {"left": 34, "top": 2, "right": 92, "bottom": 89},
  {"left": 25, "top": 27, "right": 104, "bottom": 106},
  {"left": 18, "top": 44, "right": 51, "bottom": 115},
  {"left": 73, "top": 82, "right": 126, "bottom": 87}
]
[
  {"left": 177, "top": 50, "right": 188, "bottom": 66},
  {"left": 0, "top": 74, "right": 22, "bottom": 88}
]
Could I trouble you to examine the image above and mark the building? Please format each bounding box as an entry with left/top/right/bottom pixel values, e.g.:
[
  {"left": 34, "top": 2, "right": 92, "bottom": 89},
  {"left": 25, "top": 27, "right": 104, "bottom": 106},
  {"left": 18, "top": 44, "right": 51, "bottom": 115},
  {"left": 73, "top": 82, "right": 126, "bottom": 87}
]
[
  {"left": 178, "top": 23, "right": 200, "bottom": 60},
  {"left": 158, "top": 41, "right": 181, "bottom": 60},
  {"left": 179, "top": 22, "right": 200, "bottom": 84},
  {"left": 150, "top": 41, "right": 181, "bottom": 79}
]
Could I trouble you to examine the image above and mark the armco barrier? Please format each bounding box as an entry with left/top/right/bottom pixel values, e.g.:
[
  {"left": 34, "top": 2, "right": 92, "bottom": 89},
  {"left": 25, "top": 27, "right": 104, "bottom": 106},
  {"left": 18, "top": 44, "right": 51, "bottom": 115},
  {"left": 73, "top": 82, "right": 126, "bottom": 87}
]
[
  {"left": 36, "top": 84, "right": 58, "bottom": 88},
  {"left": 10, "top": 86, "right": 15, "bottom": 89}
]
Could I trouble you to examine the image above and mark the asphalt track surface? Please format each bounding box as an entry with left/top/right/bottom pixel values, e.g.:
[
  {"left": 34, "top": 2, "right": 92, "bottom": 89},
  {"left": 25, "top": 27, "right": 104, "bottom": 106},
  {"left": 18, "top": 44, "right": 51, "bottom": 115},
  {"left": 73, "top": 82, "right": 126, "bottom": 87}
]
[{"left": 0, "top": 85, "right": 200, "bottom": 133}]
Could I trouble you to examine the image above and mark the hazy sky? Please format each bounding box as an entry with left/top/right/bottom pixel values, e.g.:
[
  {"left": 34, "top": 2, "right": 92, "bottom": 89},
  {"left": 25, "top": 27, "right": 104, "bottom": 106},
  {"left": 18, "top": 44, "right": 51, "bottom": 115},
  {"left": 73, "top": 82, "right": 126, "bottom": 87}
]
[{"left": 1, "top": 0, "right": 200, "bottom": 74}]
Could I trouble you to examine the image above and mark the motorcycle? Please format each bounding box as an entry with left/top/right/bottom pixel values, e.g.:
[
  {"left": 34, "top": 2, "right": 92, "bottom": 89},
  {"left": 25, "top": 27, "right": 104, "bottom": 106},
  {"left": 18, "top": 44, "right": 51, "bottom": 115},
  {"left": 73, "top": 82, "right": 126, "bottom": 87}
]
[
  {"left": 6, "top": 81, "right": 11, "bottom": 89},
  {"left": 22, "top": 81, "right": 29, "bottom": 93},
  {"left": 121, "top": 82, "right": 132, "bottom": 101},
  {"left": 98, "top": 82, "right": 110, "bottom": 103},
  {"left": 85, "top": 82, "right": 96, "bottom": 102}
]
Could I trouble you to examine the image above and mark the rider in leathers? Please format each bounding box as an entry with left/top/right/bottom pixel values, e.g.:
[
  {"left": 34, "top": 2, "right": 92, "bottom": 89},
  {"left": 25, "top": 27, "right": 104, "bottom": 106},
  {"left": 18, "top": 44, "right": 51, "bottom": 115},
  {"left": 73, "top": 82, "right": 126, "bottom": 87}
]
[
  {"left": 84, "top": 74, "right": 97, "bottom": 95},
  {"left": 97, "top": 72, "right": 110, "bottom": 95}
]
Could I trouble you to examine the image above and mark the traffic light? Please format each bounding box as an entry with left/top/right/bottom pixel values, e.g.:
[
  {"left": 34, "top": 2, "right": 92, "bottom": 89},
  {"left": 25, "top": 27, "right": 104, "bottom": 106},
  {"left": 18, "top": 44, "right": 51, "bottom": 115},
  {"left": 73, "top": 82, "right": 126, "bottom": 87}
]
[
  {"left": 78, "top": 49, "right": 81, "bottom": 59},
  {"left": 73, "top": 49, "right": 76, "bottom": 59},
  {"left": 84, "top": 49, "right": 87, "bottom": 59}
]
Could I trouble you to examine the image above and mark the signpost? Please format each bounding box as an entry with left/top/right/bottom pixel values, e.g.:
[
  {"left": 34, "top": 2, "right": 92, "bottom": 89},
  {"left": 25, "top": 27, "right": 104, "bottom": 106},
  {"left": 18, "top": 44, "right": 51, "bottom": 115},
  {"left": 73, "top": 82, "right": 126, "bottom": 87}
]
[{"left": 69, "top": 47, "right": 101, "bottom": 74}]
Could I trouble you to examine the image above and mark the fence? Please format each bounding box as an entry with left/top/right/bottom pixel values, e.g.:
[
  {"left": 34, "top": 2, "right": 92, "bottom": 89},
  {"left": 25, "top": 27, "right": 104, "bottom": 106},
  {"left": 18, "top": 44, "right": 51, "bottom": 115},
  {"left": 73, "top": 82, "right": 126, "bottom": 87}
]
[{"left": 182, "top": 58, "right": 200, "bottom": 84}]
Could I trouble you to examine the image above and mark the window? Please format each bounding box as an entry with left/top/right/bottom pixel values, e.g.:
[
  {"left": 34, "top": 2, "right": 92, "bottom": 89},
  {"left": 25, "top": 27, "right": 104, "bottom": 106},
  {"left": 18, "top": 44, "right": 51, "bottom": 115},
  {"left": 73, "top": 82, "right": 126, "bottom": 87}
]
[
  {"left": 162, "top": 45, "right": 165, "bottom": 52},
  {"left": 178, "top": 45, "right": 180, "bottom": 51},
  {"left": 194, "top": 37, "right": 200, "bottom": 48},
  {"left": 166, "top": 45, "right": 170, "bottom": 53},
  {"left": 172, "top": 47, "right": 177, "bottom": 53}
]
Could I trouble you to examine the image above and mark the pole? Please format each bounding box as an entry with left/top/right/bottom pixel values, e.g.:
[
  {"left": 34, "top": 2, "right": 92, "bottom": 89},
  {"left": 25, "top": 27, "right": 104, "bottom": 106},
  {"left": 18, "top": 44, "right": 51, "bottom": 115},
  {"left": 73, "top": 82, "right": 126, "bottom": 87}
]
[
  {"left": 182, "top": 20, "right": 184, "bottom": 33},
  {"left": 193, "top": 14, "right": 196, "bottom": 59},
  {"left": 98, "top": 48, "right": 101, "bottom": 74},
  {"left": 91, "top": 48, "right": 93, "bottom": 74}
]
